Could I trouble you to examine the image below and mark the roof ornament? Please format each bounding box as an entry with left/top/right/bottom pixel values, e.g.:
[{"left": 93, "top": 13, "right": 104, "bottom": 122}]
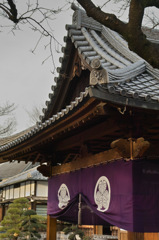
[
  {"left": 71, "top": 3, "right": 82, "bottom": 29},
  {"left": 71, "top": 3, "right": 102, "bottom": 31},
  {"left": 90, "top": 58, "right": 109, "bottom": 85}
]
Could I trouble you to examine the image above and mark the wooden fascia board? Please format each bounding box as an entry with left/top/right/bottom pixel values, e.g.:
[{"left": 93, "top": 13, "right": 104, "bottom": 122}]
[
  {"left": 54, "top": 48, "right": 79, "bottom": 113},
  {"left": 46, "top": 45, "right": 78, "bottom": 118},
  {"left": 0, "top": 98, "right": 103, "bottom": 161},
  {"left": 51, "top": 149, "right": 122, "bottom": 176}
]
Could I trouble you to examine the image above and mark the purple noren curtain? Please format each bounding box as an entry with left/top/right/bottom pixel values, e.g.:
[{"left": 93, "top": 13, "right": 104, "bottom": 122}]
[{"left": 48, "top": 159, "right": 159, "bottom": 232}]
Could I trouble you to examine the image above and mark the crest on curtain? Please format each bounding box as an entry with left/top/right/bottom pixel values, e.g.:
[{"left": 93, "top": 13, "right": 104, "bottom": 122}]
[
  {"left": 58, "top": 183, "right": 70, "bottom": 209},
  {"left": 94, "top": 176, "right": 111, "bottom": 212}
]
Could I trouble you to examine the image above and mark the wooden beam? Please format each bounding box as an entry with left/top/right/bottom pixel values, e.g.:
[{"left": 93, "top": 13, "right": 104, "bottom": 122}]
[
  {"left": 47, "top": 215, "right": 57, "bottom": 240},
  {"left": 52, "top": 149, "right": 121, "bottom": 176},
  {"left": 54, "top": 118, "right": 120, "bottom": 151},
  {"left": 144, "top": 232, "right": 159, "bottom": 240},
  {"left": 127, "top": 232, "right": 144, "bottom": 240}
]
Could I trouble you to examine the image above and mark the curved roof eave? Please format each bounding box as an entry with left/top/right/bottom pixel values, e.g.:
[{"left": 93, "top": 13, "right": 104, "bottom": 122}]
[
  {"left": 0, "top": 88, "right": 91, "bottom": 156},
  {"left": 39, "top": 5, "right": 159, "bottom": 124}
]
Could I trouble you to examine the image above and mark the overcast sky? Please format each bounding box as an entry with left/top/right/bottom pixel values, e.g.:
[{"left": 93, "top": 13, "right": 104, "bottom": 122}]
[
  {"left": 0, "top": 0, "right": 72, "bottom": 133},
  {"left": 0, "top": 0, "right": 157, "bottom": 134}
]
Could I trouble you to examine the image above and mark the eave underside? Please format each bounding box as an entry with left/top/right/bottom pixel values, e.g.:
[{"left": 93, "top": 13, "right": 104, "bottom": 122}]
[{"left": 1, "top": 98, "right": 159, "bottom": 166}]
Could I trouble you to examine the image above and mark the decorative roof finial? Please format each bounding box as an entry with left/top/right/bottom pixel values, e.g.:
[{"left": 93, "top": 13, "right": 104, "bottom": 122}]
[{"left": 90, "top": 58, "right": 109, "bottom": 85}]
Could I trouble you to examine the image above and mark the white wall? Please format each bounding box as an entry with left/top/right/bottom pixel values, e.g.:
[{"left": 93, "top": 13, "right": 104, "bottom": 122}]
[
  {"left": 36, "top": 181, "right": 48, "bottom": 197},
  {"left": 25, "top": 181, "right": 31, "bottom": 197},
  {"left": 1, "top": 180, "right": 48, "bottom": 200},
  {"left": 31, "top": 181, "right": 35, "bottom": 195},
  {"left": 5, "top": 186, "right": 10, "bottom": 199},
  {"left": 10, "top": 186, "right": 14, "bottom": 199},
  {"left": 20, "top": 182, "right": 25, "bottom": 197},
  {"left": 14, "top": 187, "right": 20, "bottom": 199}
]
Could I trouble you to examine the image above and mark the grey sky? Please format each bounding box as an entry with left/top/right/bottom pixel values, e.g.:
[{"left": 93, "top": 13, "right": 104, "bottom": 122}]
[{"left": 0, "top": 0, "right": 72, "bottom": 133}]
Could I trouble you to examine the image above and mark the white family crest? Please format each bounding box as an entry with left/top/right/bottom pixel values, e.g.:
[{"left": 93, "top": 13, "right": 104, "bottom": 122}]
[
  {"left": 94, "top": 176, "right": 111, "bottom": 212},
  {"left": 58, "top": 183, "right": 70, "bottom": 209}
]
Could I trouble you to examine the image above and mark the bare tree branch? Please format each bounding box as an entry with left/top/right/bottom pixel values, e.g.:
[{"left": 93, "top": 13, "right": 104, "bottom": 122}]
[
  {"left": 7, "top": 0, "right": 18, "bottom": 20},
  {"left": 0, "top": 1, "right": 68, "bottom": 72},
  {"left": 142, "top": 0, "right": 159, "bottom": 8},
  {"left": 25, "top": 105, "right": 42, "bottom": 125},
  {"left": 0, "top": 118, "right": 16, "bottom": 136},
  {"left": 144, "top": 9, "right": 159, "bottom": 29},
  {"left": 0, "top": 102, "right": 16, "bottom": 137},
  {"left": 77, "top": 0, "right": 127, "bottom": 36},
  {"left": 0, "top": 103, "right": 16, "bottom": 116},
  {"left": 76, "top": 0, "right": 159, "bottom": 68},
  {"left": 0, "top": 0, "right": 159, "bottom": 69}
]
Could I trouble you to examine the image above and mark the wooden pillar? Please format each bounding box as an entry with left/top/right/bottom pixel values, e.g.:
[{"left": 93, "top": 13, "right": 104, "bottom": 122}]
[
  {"left": 31, "top": 201, "right": 36, "bottom": 211},
  {"left": 144, "top": 232, "right": 159, "bottom": 240},
  {"left": 127, "top": 232, "right": 144, "bottom": 240},
  {"left": 94, "top": 226, "right": 103, "bottom": 235},
  {"left": 0, "top": 206, "right": 3, "bottom": 221},
  {"left": 47, "top": 215, "right": 57, "bottom": 240}
]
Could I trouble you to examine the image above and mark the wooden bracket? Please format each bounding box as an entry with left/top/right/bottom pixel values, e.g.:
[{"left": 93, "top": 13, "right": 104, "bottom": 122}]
[
  {"left": 37, "top": 164, "right": 51, "bottom": 177},
  {"left": 111, "top": 137, "right": 150, "bottom": 159}
]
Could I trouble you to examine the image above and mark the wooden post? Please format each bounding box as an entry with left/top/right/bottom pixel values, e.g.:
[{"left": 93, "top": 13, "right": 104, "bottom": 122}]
[
  {"left": 129, "top": 138, "right": 133, "bottom": 160},
  {"left": 127, "top": 232, "right": 144, "bottom": 240},
  {"left": 47, "top": 215, "right": 57, "bottom": 240},
  {"left": 31, "top": 201, "right": 36, "bottom": 211},
  {"left": 0, "top": 205, "right": 3, "bottom": 221},
  {"left": 94, "top": 225, "right": 103, "bottom": 235},
  {"left": 144, "top": 232, "right": 159, "bottom": 240}
]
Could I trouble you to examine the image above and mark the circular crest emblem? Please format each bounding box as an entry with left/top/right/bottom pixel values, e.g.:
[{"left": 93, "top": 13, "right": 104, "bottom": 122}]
[
  {"left": 94, "top": 176, "right": 111, "bottom": 212},
  {"left": 58, "top": 183, "right": 70, "bottom": 209}
]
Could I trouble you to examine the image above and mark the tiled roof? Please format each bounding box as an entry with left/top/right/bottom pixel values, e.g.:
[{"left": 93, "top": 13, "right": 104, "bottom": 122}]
[
  {"left": 0, "top": 4, "right": 159, "bottom": 155},
  {"left": 40, "top": 4, "right": 159, "bottom": 122},
  {"left": 0, "top": 88, "right": 89, "bottom": 153},
  {"left": 0, "top": 126, "right": 35, "bottom": 146},
  {"left": 0, "top": 165, "right": 48, "bottom": 187},
  {"left": 0, "top": 161, "right": 38, "bottom": 180}
]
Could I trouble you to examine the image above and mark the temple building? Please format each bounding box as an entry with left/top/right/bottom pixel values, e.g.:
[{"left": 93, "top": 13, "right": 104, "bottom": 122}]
[
  {"left": 0, "top": 165, "right": 48, "bottom": 221},
  {"left": 0, "top": 4, "right": 159, "bottom": 240}
]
